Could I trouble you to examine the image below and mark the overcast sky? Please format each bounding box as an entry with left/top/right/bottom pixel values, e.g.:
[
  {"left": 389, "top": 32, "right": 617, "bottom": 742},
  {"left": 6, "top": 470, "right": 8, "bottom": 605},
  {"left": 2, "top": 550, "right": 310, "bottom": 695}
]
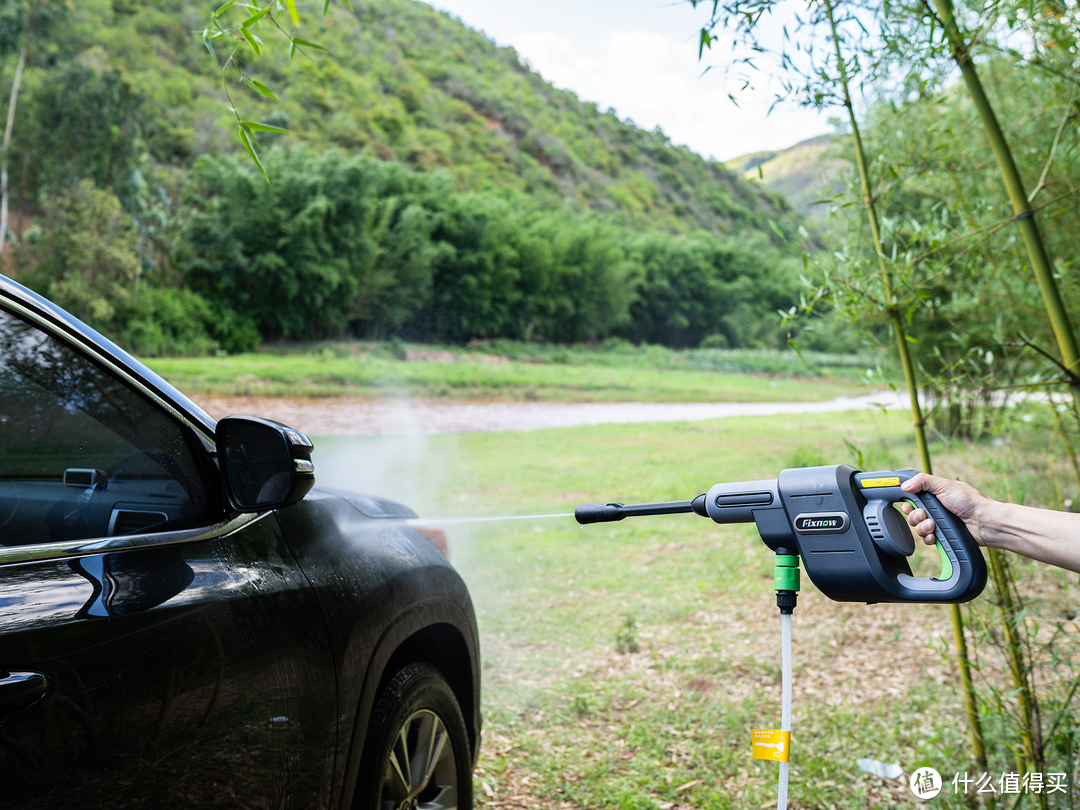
[{"left": 425, "top": 0, "right": 835, "bottom": 163}]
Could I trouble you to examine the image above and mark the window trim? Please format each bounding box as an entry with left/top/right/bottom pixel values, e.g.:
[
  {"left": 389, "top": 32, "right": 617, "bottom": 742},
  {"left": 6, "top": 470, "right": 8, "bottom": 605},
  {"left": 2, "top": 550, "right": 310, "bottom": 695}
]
[{"left": 0, "top": 511, "right": 271, "bottom": 567}]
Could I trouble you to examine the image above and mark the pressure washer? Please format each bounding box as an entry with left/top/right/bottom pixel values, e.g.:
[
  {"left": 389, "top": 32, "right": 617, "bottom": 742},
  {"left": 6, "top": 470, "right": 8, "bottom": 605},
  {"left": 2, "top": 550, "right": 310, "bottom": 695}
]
[{"left": 575, "top": 464, "right": 987, "bottom": 808}]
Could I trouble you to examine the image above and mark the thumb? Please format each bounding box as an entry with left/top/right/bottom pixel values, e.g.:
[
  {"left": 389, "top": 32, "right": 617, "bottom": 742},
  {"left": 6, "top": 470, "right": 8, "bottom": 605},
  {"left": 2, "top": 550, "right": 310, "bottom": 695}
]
[{"left": 901, "top": 472, "right": 930, "bottom": 493}]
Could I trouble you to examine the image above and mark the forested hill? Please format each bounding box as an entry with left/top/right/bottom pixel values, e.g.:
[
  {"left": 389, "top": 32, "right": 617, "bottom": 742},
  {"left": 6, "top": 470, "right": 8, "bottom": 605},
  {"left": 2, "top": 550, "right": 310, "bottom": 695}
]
[
  {"left": 2, "top": 0, "right": 811, "bottom": 355},
  {"left": 56, "top": 0, "right": 792, "bottom": 236}
]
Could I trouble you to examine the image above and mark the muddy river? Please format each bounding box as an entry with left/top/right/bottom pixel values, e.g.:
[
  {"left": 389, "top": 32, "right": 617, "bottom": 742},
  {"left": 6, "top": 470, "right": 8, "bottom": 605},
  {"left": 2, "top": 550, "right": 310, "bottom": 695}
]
[{"left": 192, "top": 391, "right": 906, "bottom": 437}]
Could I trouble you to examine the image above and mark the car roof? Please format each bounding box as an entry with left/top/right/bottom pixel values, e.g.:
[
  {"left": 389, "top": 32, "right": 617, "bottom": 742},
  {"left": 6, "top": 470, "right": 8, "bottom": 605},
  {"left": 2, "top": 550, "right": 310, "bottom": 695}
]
[{"left": 0, "top": 274, "right": 218, "bottom": 439}]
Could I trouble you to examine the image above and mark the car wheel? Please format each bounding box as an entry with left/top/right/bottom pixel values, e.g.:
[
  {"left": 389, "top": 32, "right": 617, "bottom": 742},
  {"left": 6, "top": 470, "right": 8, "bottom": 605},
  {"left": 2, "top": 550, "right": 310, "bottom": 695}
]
[{"left": 356, "top": 663, "right": 473, "bottom": 810}]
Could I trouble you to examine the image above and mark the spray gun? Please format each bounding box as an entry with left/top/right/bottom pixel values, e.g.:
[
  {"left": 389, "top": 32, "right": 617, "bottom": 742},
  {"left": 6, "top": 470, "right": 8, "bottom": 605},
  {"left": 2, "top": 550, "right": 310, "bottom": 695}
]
[
  {"left": 576, "top": 464, "right": 986, "bottom": 604},
  {"left": 576, "top": 464, "right": 986, "bottom": 808}
]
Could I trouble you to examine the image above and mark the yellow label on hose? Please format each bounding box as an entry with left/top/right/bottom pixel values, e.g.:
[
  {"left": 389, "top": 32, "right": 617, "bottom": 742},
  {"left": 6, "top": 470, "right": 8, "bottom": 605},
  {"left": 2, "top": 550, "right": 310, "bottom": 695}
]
[
  {"left": 860, "top": 477, "right": 901, "bottom": 488},
  {"left": 751, "top": 729, "right": 791, "bottom": 762}
]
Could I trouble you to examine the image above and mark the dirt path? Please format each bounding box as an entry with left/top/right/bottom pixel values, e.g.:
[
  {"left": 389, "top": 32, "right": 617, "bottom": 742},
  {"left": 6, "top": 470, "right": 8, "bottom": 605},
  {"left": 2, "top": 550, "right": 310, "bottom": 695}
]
[{"left": 192, "top": 392, "right": 905, "bottom": 436}]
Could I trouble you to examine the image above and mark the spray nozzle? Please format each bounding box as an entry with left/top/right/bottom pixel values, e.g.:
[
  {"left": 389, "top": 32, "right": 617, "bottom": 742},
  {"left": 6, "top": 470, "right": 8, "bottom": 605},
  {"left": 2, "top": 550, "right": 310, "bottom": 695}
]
[
  {"left": 574, "top": 495, "right": 709, "bottom": 525},
  {"left": 574, "top": 503, "right": 626, "bottom": 524}
]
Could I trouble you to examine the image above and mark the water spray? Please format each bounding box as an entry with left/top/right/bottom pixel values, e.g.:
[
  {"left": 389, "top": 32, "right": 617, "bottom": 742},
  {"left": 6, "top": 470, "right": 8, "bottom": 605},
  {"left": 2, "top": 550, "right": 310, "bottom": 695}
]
[
  {"left": 576, "top": 464, "right": 986, "bottom": 809},
  {"left": 406, "top": 513, "right": 574, "bottom": 526}
]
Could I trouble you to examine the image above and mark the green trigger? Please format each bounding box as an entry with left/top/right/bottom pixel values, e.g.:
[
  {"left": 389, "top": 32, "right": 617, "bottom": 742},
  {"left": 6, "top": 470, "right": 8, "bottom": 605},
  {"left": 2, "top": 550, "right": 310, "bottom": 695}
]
[
  {"left": 901, "top": 497, "right": 953, "bottom": 580},
  {"left": 935, "top": 540, "right": 953, "bottom": 581}
]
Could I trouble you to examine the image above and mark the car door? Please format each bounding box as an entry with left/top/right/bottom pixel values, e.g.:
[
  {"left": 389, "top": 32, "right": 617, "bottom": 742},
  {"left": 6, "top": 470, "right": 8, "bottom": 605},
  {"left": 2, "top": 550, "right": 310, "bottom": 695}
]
[{"left": 0, "top": 305, "right": 337, "bottom": 809}]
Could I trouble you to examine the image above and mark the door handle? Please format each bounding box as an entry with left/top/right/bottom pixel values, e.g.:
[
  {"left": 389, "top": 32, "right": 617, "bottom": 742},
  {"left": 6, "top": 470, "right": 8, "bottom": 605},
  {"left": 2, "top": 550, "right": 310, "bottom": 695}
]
[{"left": 0, "top": 669, "right": 49, "bottom": 715}]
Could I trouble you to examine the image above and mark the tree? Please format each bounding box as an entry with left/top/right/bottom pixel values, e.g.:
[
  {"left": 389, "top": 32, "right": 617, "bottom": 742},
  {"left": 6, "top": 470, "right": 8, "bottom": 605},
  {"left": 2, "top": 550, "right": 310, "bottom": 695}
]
[
  {"left": 0, "top": 0, "right": 64, "bottom": 253},
  {"left": 22, "top": 179, "right": 138, "bottom": 328},
  {"left": 17, "top": 61, "right": 145, "bottom": 207}
]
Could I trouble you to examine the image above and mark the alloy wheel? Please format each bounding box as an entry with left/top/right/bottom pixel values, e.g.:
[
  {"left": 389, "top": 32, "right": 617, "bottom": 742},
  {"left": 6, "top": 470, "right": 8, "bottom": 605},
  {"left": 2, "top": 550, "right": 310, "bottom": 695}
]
[{"left": 381, "top": 708, "right": 458, "bottom": 810}]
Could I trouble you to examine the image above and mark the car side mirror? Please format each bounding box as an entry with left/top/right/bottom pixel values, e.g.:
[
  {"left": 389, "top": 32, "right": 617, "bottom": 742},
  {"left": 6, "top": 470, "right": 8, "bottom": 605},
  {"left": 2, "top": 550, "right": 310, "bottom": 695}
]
[{"left": 216, "top": 416, "right": 315, "bottom": 512}]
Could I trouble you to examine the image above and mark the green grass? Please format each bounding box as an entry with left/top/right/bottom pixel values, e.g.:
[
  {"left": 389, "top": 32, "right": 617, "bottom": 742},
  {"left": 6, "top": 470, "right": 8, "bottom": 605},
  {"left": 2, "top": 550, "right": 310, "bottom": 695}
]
[
  {"left": 311, "top": 407, "right": 1080, "bottom": 809},
  {"left": 319, "top": 409, "right": 1055, "bottom": 808},
  {"left": 430, "top": 411, "right": 970, "bottom": 808},
  {"left": 146, "top": 341, "right": 888, "bottom": 402}
]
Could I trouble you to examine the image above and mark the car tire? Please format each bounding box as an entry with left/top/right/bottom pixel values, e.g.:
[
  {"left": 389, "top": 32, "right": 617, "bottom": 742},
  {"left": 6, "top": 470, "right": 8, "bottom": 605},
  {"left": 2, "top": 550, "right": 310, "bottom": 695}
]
[{"left": 355, "top": 663, "right": 473, "bottom": 810}]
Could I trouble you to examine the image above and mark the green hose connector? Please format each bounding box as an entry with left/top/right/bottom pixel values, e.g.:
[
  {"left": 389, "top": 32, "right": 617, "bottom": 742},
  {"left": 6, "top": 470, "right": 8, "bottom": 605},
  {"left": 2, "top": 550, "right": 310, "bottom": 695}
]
[
  {"left": 774, "top": 554, "right": 801, "bottom": 592},
  {"left": 775, "top": 554, "right": 800, "bottom": 615}
]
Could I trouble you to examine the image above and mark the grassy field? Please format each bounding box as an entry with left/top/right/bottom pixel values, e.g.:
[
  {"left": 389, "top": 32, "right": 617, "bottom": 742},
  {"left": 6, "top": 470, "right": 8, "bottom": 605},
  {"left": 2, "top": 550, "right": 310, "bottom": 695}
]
[
  {"left": 146, "top": 341, "right": 887, "bottom": 402},
  {"left": 313, "top": 408, "right": 1080, "bottom": 809}
]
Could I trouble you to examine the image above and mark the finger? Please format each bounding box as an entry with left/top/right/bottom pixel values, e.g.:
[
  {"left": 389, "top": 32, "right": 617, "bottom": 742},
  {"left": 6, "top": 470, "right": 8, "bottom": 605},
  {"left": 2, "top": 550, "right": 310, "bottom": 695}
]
[
  {"left": 917, "top": 518, "right": 936, "bottom": 538},
  {"left": 906, "top": 508, "right": 928, "bottom": 527},
  {"left": 899, "top": 502, "right": 914, "bottom": 516}
]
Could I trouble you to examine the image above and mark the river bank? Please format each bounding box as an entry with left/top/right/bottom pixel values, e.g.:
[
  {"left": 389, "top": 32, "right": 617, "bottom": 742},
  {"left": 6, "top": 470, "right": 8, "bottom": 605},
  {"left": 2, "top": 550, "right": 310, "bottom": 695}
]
[{"left": 147, "top": 343, "right": 885, "bottom": 403}]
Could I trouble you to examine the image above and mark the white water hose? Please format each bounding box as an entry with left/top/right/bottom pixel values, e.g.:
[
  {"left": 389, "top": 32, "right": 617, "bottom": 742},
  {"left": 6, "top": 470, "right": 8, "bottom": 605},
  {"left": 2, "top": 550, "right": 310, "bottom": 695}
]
[
  {"left": 767, "top": 554, "right": 799, "bottom": 810},
  {"left": 777, "top": 610, "right": 792, "bottom": 810},
  {"left": 752, "top": 557, "right": 798, "bottom": 808}
]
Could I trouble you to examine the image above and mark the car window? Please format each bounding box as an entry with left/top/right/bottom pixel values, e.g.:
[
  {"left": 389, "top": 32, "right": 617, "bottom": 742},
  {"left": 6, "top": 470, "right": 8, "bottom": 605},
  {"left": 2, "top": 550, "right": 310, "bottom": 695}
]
[{"left": 0, "top": 308, "right": 214, "bottom": 545}]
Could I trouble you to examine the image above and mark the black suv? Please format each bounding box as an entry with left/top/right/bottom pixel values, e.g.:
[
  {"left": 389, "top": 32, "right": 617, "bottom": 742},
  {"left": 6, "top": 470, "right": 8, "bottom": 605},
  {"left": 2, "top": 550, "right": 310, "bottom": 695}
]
[{"left": 0, "top": 275, "right": 479, "bottom": 809}]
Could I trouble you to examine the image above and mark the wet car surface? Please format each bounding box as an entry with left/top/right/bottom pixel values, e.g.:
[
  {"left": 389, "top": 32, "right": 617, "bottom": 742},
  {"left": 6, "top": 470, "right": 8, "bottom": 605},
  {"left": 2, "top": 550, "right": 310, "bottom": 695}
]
[{"left": 0, "top": 275, "right": 480, "bottom": 809}]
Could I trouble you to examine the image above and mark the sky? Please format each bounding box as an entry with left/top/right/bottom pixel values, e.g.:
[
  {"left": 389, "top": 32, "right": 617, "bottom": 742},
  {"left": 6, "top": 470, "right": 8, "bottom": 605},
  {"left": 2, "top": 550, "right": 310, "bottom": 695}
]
[{"left": 425, "top": 0, "right": 835, "bottom": 163}]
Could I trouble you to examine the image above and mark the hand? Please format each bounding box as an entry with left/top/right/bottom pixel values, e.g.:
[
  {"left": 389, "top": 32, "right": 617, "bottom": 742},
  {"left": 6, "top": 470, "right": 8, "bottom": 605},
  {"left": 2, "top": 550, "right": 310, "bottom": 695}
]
[{"left": 899, "top": 472, "right": 991, "bottom": 547}]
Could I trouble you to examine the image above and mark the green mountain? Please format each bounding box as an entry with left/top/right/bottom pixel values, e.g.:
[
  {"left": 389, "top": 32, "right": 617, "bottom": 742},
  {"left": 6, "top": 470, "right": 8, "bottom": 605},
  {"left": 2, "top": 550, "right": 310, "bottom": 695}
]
[
  {"left": 726, "top": 135, "right": 850, "bottom": 218},
  {"left": 3, "top": 0, "right": 821, "bottom": 354},
  {"left": 38, "top": 0, "right": 797, "bottom": 237}
]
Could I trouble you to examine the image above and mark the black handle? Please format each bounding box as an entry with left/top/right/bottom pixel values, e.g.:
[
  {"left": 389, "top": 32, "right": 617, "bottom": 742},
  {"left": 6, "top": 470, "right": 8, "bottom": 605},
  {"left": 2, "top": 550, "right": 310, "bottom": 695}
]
[{"left": 855, "top": 470, "right": 987, "bottom": 603}]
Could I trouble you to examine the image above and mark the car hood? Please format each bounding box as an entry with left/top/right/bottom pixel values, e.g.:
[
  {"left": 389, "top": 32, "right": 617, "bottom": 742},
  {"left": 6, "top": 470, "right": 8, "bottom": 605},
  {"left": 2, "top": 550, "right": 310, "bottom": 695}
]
[{"left": 310, "top": 486, "right": 419, "bottom": 520}]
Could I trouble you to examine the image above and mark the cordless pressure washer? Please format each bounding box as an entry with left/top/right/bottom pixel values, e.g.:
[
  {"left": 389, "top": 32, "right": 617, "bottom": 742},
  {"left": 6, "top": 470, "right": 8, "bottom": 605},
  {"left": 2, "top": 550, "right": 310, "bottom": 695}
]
[{"left": 576, "top": 464, "right": 987, "bottom": 808}]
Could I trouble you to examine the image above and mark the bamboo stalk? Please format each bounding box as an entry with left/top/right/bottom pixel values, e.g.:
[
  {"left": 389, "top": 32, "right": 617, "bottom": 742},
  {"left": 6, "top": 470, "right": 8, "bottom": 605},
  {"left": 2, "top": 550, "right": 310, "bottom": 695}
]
[
  {"left": 822, "top": 0, "right": 990, "bottom": 781},
  {"left": 986, "top": 546, "right": 1041, "bottom": 778},
  {"left": 934, "top": 0, "right": 1080, "bottom": 429},
  {"left": 929, "top": 4, "right": 1062, "bottom": 803}
]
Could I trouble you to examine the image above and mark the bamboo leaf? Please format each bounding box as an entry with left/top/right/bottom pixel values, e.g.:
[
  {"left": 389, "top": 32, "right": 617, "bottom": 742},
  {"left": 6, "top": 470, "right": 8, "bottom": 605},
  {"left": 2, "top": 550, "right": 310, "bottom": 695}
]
[
  {"left": 242, "top": 5, "right": 271, "bottom": 27},
  {"left": 214, "top": 0, "right": 239, "bottom": 15},
  {"left": 285, "top": 0, "right": 300, "bottom": 26},
  {"left": 291, "top": 36, "right": 327, "bottom": 50},
  {"left": 202, "top": 28, "right": 216, "bottom": 59},
  {"left": 242, "top": 120, "right": 290, "bottom": 133},
  {"left": 289, "top": 40, "right": 296, "bottom": 60},
  {"left": 241, "top": 26, "right": 262, "bottom": 54},
  {"left": 340, "top": 0, "right": 353, "bottom": 10},
  {"left": 238, "top": 126, "right": 270, "bottom": 183},
  {"left": 698, "top": 28, "right": 715, "bottom": 59},
  {"left": 322, "top": 0, "right": 330, "bottom": 17},
  {"left": 243, "top": 78, "right": 279, "bottom": 100}
]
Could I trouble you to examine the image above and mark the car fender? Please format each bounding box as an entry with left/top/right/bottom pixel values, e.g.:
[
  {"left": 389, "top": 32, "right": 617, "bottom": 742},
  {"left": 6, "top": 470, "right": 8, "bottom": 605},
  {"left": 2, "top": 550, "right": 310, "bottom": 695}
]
[{"left": 337, "top": 598, "right": 480, "bottom": 810}]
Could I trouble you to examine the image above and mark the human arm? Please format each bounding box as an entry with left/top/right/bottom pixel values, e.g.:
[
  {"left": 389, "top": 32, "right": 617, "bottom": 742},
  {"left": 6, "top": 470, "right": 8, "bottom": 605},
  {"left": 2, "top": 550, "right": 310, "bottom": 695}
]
[{"left": 900, "top": 472, "right": 1080, "bottom": 574}]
